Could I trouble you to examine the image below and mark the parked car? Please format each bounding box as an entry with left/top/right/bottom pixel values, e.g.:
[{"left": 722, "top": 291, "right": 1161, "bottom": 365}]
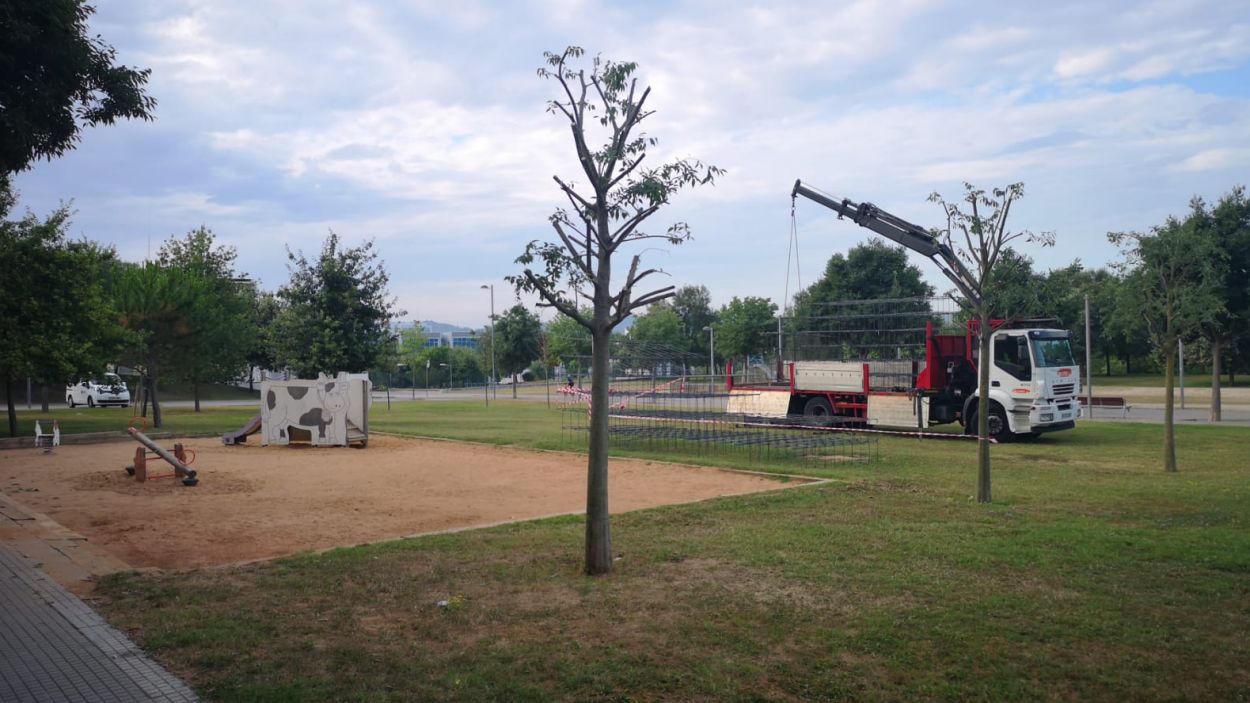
[{"left": 66, "top": 373, "right": 131, "bottom": 408}]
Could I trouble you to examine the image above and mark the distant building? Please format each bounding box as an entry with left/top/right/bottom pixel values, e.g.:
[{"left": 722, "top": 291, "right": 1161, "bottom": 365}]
[{"left": 422, "top": 331, "right": 479, "bottom": 350}]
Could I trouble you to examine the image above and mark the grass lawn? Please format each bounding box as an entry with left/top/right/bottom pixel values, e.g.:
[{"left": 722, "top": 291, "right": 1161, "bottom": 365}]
[
  {"left": 1095, "top": 373, "right": 1249, "bottom": 389},
  {"left": 6, "top": 405, "right": 260, "bottom": 439},
  {"left": 82, "top": 402, "right": 1250, "bottom": 701}
]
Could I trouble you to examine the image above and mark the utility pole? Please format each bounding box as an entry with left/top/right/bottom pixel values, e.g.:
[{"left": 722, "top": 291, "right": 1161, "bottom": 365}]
[
  {"left": 481, "top": 284, "right": 497, "bottom": 401},
  {"left": 1084, "top": 295, "right": 1093, "bottom": 419},
  {"left": 703, "top": 325, "right": 715, "bottom": 394}
]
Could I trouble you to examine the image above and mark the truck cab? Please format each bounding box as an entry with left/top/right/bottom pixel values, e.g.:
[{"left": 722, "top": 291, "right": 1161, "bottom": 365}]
[
  {"left": 66, "top": 373, "right": 131, "bottom": 408},
  {"left": 975, "top": 328, "right": 1081, "bottom": 438}
]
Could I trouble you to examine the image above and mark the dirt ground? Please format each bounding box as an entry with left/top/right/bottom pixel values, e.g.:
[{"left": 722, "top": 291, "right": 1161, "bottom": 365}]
[{"left": 0, "top": 435, "right": 800, "bottom": 570}]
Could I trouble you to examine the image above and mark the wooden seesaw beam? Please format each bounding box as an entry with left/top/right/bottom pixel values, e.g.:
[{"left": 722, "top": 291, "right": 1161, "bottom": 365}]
[{"left": 127, "top": 427, "right": 198, "bottom": 486}]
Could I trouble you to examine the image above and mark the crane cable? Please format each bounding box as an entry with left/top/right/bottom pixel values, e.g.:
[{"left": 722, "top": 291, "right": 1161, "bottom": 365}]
[{"left": 784, "top": 197, "right": 802, "bottom": 314}]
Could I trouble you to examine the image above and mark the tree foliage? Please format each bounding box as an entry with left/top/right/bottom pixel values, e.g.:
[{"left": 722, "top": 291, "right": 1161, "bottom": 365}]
[
  {"left": 0, "top": 183, "right": 122, "bottom": 434},
  {"left": 792, "top": 241, "right": 933, "bottom": 320},
  {"left": 114, "top": 262, "right": 211, "bottom": 428},
  {"left": 670, "top": 285, "right": 716, "bottom": 356},
  {"left": 716, "top": 297, "right": 778, "bottom": 362},
  {"left": 494, "top": 304, "right": 542, "bottom": 397},
  {"left": 156, "top": 227, "right": 250, "bottom": 410},
  {"left": 509, "top": 46, "right": 722, "bottom": 575},
  {"left": 629, "top": 304, "right": 685, "bottom": 350},
  {"left": 1110, "top": 203, "right": 1222, "bottom": 472},
  {"left": 0, "top": 0, "right": 156, "bottom": 177},
  {"left": 274, "top": 233, "right": 402, "bottom": 378}
]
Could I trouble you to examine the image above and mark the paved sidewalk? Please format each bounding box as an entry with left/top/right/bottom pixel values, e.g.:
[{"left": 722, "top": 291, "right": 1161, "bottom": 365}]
[{"left": 0, "top": 543, "right": 197, "bottom": 702}]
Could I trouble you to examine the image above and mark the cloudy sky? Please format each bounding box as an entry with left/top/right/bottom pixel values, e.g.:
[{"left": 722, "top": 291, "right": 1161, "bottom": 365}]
[{"left": 12, "top": 0, "right": 1250, "bottom": 327}]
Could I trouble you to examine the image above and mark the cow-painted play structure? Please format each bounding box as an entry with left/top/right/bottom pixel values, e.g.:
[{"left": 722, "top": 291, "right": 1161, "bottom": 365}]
[{"left": 222, "top": 372, "right": 372, "bottom": 447}]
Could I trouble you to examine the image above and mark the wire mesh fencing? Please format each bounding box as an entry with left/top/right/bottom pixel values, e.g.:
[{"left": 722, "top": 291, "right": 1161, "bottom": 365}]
[{"left": 558, "top": 378, "right": 878, "bottom": 470}]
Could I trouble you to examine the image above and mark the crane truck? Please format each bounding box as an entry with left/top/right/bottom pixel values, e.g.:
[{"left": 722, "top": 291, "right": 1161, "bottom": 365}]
[{"left": 726, "top": 181, "right": 1082, "bottom": 442}]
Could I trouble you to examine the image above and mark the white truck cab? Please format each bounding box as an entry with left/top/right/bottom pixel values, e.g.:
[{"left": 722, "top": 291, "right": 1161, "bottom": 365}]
[
  {"left": 66, "top": 373, "right": 131, "bottom": 408},
  {"left": 983, "top": 329, "right": 1081, "bottom": 438}
]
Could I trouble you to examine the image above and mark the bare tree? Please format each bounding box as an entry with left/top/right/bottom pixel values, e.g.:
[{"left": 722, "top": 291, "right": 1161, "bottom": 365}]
[
  {"left": 930, "top": 183, "right": 1053, "bottom": 502},
  {"left": 510, "top": 47, "right": 722, "bottom": 575}
]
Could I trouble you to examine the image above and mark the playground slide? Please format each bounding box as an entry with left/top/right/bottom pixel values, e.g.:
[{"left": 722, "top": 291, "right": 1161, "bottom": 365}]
[{"left": 221, "top": 413, "right": 263, "bottom": 445}]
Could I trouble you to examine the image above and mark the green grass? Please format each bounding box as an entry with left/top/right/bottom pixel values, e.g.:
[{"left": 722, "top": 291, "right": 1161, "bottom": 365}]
[
  {"left": 87, "top": 404, "right": 1250, "bottom": 701},
  {"left": 7, "top": 405, "right": 259, "bottom": 439},
  {"left": 1095, "top": 373, "right": 1249, "bottom": 389}
]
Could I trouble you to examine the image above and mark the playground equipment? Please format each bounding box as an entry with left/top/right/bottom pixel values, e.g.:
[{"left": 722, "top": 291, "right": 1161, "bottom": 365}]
[
  {"left": 222, "top": 372, "right": 371, "bottom": 447},
  {"left": 34, "top": 420, "right": 60, "bottom": 453},
  {"left": 125, "top": 427, "right": 198, "bottom": 486},
  {"left": 221, "top": 413, "right": 262, "bottom": 445}
]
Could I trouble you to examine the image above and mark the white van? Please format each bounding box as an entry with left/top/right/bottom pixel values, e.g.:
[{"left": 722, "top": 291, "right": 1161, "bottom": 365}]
[{"left": 66, "top": 373, "right": 131, "bottom": 407}]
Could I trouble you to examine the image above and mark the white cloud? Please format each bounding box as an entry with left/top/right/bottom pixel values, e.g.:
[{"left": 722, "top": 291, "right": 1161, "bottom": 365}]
[
  {"left": 1173, "top": 148, "right": 1250, "bottom": 172},
  {"left": 13, "top": 0, "right": 1250, "bottom": 326}
]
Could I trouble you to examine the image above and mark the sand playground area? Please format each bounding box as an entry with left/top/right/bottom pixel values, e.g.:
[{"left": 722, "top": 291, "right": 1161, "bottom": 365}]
[{"left": 0, "top": 435, "right": 806, "bottom": 571}]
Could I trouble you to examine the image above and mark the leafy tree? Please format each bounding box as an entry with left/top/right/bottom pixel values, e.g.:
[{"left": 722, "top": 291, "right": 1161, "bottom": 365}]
[
  {"left": 156, "top": 227, "right": 250, "bottom": 411},
  {"left": 546, "top": 312, "right": 591, "bottom": 381},
  {"left": 670, "top": 285, "right": 716, "bottom": 356},
  {"left": 394, "top": 322, "right": 426, "bottom": 390},
  {"left": 0, "top": 185, "right": 122, "bottom": 435},
  {"left": 982, "top": 248, "right": 1041, "bottom": 319},
  {"left": 114, "top": 262, "right": 211, "bottom": 428},
  {"left": 416, "top": 345, "right": 484, "bottom": 388},
  {"left": 930, "top": 183, "right": 1054, "bottom": 503},
  {"left": 494, "top": 304, "right": 542, "bottom": 398},
  {"left": 0, "top": 0, "right": 155, "bottom": 178},
  {"left": 630, "top": 304, "right": 685, "bottom": 350},
  {"left": 510, "top": 46, "right": 722, "bottom": 575},
  {"left": 717, "top": 297, "right": 778, "bottom": 370},
  {"left": 274, "top": 233, "right": 402, "bottom": 378},
  {"left": 792, "top": 240, "right": 933, "bottom": 319},
  {"left": 1110, "top": 203, "right": 1221, "bottom": 472},
  {"left": 244, "top": 288, "right": 281, "bottom": 390},
  {"left": 1193, "top": 188, "right": 1250, "bottom": 420}
]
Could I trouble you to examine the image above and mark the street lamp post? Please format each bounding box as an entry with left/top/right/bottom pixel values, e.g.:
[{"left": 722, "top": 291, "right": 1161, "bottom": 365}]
[
  {"left": 397, "top": 363, "right": 406, "bottom": 405},
  {"left": 439, "top": 362, "right": 451, "bottom": 390},
  {"left": 425, "top": 359, "right": 430, "bottom": 398},
  {"left": 703, "top": 325, "right": 715, "bottom": 394},
  {"left": 481, "top": 284, "right": 497, "bottom": 401}
]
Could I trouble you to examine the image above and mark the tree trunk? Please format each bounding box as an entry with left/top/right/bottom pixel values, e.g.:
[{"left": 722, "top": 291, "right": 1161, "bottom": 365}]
[
  {"left": 40, "top": 384, "right": 49, "bottom": 413},
  {"left": 585, "top": 325, "right": 613, "bottom": 575},
  {"left": 976, "top": 311, "right": 992, "bottom": 503},
  {"left": 1104, "top": 351, "right": 1111, "bottom": 377},
  {"left": 150, "top": 375, "right": 163, "bottom": 428},
  {"left": 249, "top": 366, "right": 255, "bottom": 392},
  {"left": 5, "top": 378, "right": 17, "bottom": 438},
  {"left": 1210, "top": 338, "right": 1222, "bottom": 422},
  {"left": 1162, "top": 337, "right": 1178, "bottom": 473},
  {"left": 513, "top": 373, "right": 518, "bottom": 399},
  {"left": 193, "top": 379, "right": 201, "bottom": 413}
]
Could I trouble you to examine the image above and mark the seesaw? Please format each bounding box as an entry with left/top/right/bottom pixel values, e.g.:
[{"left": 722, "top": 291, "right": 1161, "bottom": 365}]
[{"left": 124, "top": 427, "right": 199, "bottom": 487}]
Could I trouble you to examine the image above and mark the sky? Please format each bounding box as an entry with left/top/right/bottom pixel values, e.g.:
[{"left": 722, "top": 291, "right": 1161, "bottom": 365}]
[{"left": 11, "top": 0, "right": 1250, "bottom": 328}]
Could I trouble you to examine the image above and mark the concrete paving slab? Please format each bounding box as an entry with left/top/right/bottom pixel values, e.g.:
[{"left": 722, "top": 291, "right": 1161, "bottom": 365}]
[{"left": 0, "top": 543, "right": 197, "bottom": 702}]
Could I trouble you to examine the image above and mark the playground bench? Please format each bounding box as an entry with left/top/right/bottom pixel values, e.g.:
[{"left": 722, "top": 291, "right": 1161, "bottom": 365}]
[{"left": 1082, "top": 396, "right": 1131, "bottom": 418}]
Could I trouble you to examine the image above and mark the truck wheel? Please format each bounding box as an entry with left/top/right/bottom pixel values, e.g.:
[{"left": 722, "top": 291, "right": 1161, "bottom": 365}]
[
  {"left": 87, "top": 396, "right": 95, "bottom": 408},
  {"left": 67, "top": 396, "right": 76, "bottom": 408},
  {"left": 803, "top": 397, "right": 834, "bottom": 423},
  {"left": 986, "top": 405, "right": 1010, "bottom": 442},
  {"left": 966, "top": 404, "right": 1012, "bottom": 443}
]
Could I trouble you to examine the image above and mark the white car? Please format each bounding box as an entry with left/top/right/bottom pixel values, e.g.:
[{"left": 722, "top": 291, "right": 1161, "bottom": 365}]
[{"left": 66, "top": 373, "right": 131, "bottom": 408}]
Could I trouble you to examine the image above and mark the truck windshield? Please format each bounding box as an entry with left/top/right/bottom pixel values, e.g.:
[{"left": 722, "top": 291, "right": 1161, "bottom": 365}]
[{"left": 1031, "top": 338, "right": 1075, "bottom": 367}]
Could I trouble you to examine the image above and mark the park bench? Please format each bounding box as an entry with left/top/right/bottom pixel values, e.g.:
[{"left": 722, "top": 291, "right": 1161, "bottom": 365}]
[{"left": 1081, "top": 396, "right": 1131, "bottom": 418}]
